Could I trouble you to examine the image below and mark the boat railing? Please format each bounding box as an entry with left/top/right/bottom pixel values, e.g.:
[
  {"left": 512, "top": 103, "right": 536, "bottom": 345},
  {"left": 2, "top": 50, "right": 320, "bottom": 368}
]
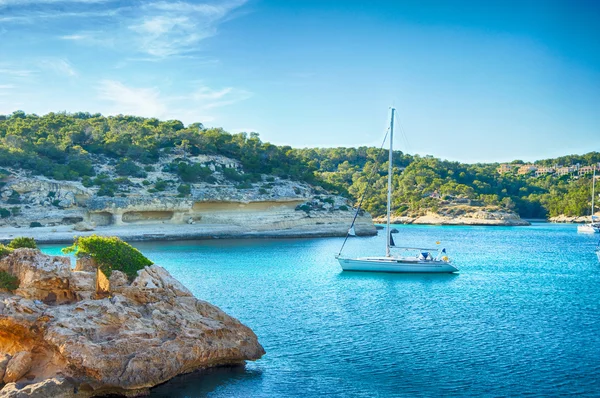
[{"left": 392, "top": 246, "right": 442, "bottom": 251}]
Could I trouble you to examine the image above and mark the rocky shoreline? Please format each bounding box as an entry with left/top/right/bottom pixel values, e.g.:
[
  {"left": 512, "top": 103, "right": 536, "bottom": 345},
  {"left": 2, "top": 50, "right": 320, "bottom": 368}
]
[
  {"left": 0, "top": 218, "right": 376, "bottom": 245},
  {"left": 0, "top": 248, "right": 264, "bottom": 397},
  {"left": 374, "top": 209, "right": 530, "bottom": 226},
  {"left": 548, "top": 213, "right": 600, "bottom": 224}
]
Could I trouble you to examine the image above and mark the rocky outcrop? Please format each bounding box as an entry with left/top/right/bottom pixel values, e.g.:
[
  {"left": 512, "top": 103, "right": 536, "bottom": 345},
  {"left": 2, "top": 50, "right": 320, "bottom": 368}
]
[
  {"left": 374, "top": 207, "right": 530, "bottom": 226},
  {"left": 0, "top": 249, "right": 264, "bottom": 397},
  {"left": 0, "top": 154, "right": 376, "bottom": 239},
  {"left": 549, "top": 213, "right": 599, "bottom": 223}
]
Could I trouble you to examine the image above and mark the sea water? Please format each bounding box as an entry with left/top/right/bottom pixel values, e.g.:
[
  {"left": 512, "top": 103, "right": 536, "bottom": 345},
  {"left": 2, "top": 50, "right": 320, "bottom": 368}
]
[{"left": 41, "top": 223, "right": 600, "bottom": 397}]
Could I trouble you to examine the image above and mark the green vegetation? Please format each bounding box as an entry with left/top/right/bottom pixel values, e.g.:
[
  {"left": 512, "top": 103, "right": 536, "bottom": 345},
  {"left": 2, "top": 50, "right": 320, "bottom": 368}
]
[
  {"left": 62, "top": 235, "right": 153, "bottom": 281},
  {"left": 7, "top": 236, "right": 37, "bottom": 249},
  {"left": 1, "top": 111, "right": 598, "bottom": 218},
  {"left": 0, "top": 244, "right": 13, "bottom": 258},
  {"left": 0, "top": 270, "right": 19, "bottom": 291},
  {"left": 29, "top": 222, "right": 42, "bottom": 228}
]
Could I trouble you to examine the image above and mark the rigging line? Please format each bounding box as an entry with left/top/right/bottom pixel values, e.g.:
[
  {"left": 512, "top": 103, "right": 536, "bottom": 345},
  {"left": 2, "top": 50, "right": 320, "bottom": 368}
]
[
  {"left": 396, "top": 116, "right": 412, "bottom": 156},
  {"left": 337, "top": 126, "right": 391, "bottom": 257}
]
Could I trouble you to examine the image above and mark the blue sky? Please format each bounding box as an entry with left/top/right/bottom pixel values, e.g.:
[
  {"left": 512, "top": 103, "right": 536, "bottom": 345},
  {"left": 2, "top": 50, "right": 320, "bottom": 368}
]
[{"left": 0, "top": 0, "right": 598, "bottom": 163}]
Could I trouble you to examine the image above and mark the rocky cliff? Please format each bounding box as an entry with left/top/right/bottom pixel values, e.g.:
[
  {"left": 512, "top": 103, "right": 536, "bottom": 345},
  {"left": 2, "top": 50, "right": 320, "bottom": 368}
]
[
  {"left": 0, "top": 153, "right": 376, "bottom": 242},
  {"left": 548, "top": 212, "right": 600, "bottom": 223},
  {"left": 374, "top": 205, "right": 530, "bottom": 226},
  {"left": 0, "top": 249, "right": 264, "bottom": 397}
]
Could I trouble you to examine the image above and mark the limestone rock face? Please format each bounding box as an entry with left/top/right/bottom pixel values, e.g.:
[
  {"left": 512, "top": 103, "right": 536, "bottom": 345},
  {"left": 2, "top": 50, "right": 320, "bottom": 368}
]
[
  {"left": 72, "top": 221, "right": 95, "bottom": 232},
  {"left": 3, "top": 352, "right": 32, "bottom": 384},
  {"left": 0, "top": 249, "right": 264, "bottom": 397},
  {"left": 0, "top": 249, "right": 74, "bottom": 304}
]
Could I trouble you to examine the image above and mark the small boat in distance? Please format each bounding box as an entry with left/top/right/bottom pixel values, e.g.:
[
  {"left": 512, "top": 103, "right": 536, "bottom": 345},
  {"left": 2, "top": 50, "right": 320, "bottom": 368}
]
[
  {"left": 577, "top": 166, "right": 599, "bottom": 234},
  {"left": 336, "top": 108, "right": 458, "bottom": 273}
]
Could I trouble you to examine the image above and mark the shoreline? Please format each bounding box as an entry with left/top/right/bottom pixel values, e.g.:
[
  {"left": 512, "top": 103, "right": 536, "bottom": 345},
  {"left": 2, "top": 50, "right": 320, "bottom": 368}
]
[
  {"left": 372, "top": 217, "right": 530, "bottom": 226},
  {"left": 0, "top": 223, "right": 376, "bottom": 244}
]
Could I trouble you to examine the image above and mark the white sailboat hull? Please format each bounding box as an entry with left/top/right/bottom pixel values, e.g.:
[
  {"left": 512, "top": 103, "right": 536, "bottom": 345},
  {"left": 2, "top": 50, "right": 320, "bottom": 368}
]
[
  {"left": 338, "top": 256, "right": 458, "bottom": 273},
  {"left": 577, "top": 224, "right": 600, "bottom": 233}
]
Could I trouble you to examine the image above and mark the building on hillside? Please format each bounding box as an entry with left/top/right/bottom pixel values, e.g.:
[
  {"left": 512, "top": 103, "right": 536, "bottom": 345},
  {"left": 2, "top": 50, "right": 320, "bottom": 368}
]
[
  {"left": 517, "top": 165, "right": 537, "bottom": 175},
  {"left": 535, "top": 166, "right": 555, "bottom": 177},
  {"left": 497, "top": 164, "right": 514, "bottom": 174},
  {"left": 556, "top": 165, "right": 577, "bottom": 177},
  {"left": 578, "top": 165, "right": 596, "bottom": 175}
]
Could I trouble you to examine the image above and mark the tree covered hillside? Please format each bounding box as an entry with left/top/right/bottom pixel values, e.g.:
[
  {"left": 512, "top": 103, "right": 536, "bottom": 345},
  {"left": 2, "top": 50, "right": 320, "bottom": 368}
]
[{"left": 0, "top": 111, "right": 598, "bottom": 219}]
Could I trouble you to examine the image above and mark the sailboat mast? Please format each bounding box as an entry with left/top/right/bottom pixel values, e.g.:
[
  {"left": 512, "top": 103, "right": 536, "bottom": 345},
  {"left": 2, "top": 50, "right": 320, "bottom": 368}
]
[
  {"left": 386, "top": 108, "right": 395, "bottom": 257},
  {"left": 592, "top": 166, "right": 596, "bottom": 218}
]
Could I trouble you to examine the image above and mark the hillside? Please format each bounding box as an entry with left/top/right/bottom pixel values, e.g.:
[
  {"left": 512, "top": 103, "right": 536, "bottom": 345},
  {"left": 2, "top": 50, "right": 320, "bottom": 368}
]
[{"left": 0, "top": 111, "right": 598, "bottom": 225}]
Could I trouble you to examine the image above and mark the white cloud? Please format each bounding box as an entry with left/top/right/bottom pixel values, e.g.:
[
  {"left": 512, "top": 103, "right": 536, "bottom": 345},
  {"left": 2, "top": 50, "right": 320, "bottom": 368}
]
[
  {"left": 58, "top": 1, "right": 248, "bottom": 58},
  {"left": 0, "top": 0, "right": 110, "bottom": 6},
  {"left": 40, "top": 58, "right": 78, "bottom": 77},
  {"left": 0, "top": 68, "right": 33, "bottom": 78},
  {"left": 96, "top": 80, "right": 252, "bottom": 123},
  {"left": 0, "top": 84, "right": 15, "bottom": 96},
  {"left": 98, "top": 80, "right": 166, "bottom": 118},
  {"left": 60, "top": 34, "right": 87, "bottom": 40}
]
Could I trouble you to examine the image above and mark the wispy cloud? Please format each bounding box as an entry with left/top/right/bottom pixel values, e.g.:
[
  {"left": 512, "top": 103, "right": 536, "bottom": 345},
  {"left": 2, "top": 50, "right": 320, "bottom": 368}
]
[
  {"left": 0, "top": 0, "right": 110, "bottom": 6},
  {"left": 0, "top": 67, "right": 33, "bottom": 78},
  {"left": 98, "top": 80, "right": 166, "bottom": 118},
  {"left": 40, "top": 58, "right": 78, "bottom": 77},
  {"left": 0, "top": 84, "right": 15, "bottom": 96},
  {"left": 97, "top": 80, "right": 252, "bottom": 122},
  {"left": 53, "top": 1, "right": 248, "bottom": 58}
]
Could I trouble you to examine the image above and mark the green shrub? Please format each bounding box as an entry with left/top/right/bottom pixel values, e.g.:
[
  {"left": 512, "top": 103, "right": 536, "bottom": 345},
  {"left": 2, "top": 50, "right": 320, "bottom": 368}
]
[
  {"left": 115, "top": 159, "right": 146, "bottom": 178},
  {"left": 8, "top": 237, "right": 37, "bottom": 249},
  {"left": 142, "top": 180, "right": 151, "bottom": 186},
  {"left": 154, "top": 180, "right": 168, "bottom": 191},
  {"left": 177, "top": 184, "right": 191, "bottom": 196},
  {"left": 97, "top": 185, "right": 115, "bottom": 197},
  {"left": 0, "top": 244, "right": 13, "bottom": 258},
  {"left": 296, "top": 204, "right": 311, "bottom": 213},
  {"left": 258, "top": 188, "right": 267, "bottom": 195},
  {"left": 0, "top": 208, "right": 10, "bottom": 218},
  {"left": 0, "top": 270, "right": 19, "bottom": 291},
  {"left": 7, "top": 191, "right": 20, "bottom": 205},
  {"left": 62, "top": 235, "right": 153, "bottom": 281},
  {"left": 82, "top": 176, "right": 93, "bottom": 187},
  {"left": 10, "top": 207, "right": 20, "bottom": 216},
  {"left": 30, "top": 222, "right": 42, "bottom": 228},
  {"left": 338, "top": 205, "right": 349, "bottom": 211}
]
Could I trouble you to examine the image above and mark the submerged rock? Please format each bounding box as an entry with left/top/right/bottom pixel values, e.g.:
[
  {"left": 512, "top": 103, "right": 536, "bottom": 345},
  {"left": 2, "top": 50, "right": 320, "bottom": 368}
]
[{"left": 0, "top": 249, "right": 264, "bottom": 397}]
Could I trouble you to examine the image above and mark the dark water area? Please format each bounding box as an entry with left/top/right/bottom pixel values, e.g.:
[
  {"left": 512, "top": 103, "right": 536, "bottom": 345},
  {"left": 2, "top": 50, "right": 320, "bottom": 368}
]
[{"left": 43, "top": 223, "right": 600, "bottom": 397}]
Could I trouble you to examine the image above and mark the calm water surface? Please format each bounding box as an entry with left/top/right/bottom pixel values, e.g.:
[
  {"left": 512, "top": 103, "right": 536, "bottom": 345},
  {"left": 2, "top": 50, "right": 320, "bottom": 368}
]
[{"left": 42, "top": 223, "right": 600, "bottom": 397}]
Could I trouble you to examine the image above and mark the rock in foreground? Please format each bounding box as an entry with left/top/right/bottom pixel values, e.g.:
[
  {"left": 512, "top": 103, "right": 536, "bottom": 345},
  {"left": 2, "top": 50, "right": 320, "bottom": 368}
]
[{"left": 0, "top": 249, "right": 264, "bottom": 397}]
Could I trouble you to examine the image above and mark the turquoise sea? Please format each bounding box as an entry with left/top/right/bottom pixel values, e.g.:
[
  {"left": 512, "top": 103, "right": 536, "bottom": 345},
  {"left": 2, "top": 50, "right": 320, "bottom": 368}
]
[{"left": 42, "top": 223, "right": 600, "bottom": 397}]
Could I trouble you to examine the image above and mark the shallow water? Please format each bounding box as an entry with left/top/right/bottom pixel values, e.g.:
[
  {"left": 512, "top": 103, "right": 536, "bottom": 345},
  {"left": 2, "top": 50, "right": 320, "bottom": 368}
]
[{"left": 42, "top": 223, "right": 600, "bottom": 397}]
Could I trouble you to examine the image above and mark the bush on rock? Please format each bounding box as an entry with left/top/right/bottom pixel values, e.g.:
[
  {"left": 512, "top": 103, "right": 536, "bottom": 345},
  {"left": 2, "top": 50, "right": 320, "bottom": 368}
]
[
  {"left": 0, "top": 270, "right": 19, "bottom": 291},
  {"left": 0, "top": 244, "right": 13, "bottom": 258},
  {"left": 62, "top": 235, "right": 153, "bottom": 281},
  {"left": 8, "top": 236, "right": 37, "bottom": 249}
]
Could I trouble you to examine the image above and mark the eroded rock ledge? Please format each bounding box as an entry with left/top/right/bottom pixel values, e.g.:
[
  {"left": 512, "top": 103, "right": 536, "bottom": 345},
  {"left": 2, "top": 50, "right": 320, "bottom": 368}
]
[
  {"left": 0, "top": 249, "right": 264, "bottom": 397},
  {"left": 374, "top": 209, "right": 530, "bottom": 226}
]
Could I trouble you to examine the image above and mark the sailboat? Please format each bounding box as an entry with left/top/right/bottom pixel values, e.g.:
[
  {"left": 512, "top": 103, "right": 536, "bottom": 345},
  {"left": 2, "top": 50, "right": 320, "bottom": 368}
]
[
  {"left": 336, "top": 108, "right": 458, "bottom": 273},
  {"left": 577, "top": 166, "right": 599, "bottom": 233}
]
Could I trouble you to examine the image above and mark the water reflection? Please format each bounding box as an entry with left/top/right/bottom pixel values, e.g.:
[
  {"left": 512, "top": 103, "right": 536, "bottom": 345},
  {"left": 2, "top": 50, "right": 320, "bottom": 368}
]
[{"left": 149, "top": 365, "right": 263, "bottom": 398}]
